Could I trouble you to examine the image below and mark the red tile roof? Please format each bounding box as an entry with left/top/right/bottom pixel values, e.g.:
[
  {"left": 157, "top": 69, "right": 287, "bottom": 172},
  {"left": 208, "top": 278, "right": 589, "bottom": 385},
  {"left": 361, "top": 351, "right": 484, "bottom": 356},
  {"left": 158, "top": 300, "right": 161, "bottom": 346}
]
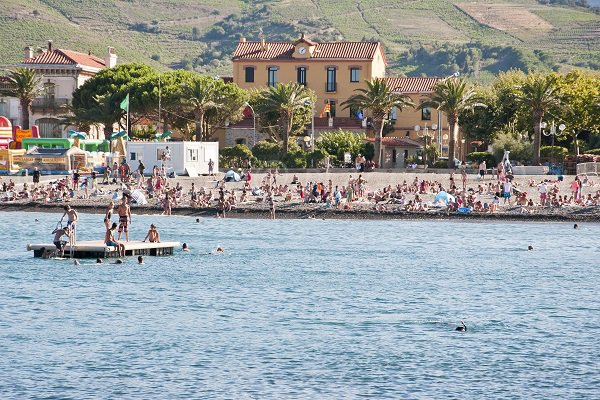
[
  {"left": 23, "top": 49, "right": 105, "bottom": 69},
  {"left": 367, "top": 137, "right": 423, "bottom": 148},
  {"left": 232, "top": 41, "right": 383, "bottom": 62},
  {"left": 384, "top": 77, "right": 443, "bottom": 94}
]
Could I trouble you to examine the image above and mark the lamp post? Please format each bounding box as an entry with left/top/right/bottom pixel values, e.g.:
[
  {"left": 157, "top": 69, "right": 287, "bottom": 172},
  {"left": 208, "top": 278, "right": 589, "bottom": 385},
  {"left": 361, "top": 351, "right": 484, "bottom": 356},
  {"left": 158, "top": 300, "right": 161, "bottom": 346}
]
[
  {"left": 415, "top": 123, "right": 437, "bottom": 166},
  {"left": 244, "top": 102, "right": 256, "bottom": 148},
  {"left": 542, "top": 121, "right": 566, "bottom": 165}
]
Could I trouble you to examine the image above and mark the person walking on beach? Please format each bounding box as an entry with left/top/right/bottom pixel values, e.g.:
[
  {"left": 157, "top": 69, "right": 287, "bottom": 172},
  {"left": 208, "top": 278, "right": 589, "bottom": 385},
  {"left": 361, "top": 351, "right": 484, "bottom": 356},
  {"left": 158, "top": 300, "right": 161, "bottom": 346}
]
[
  {"left": 538, "top": 181, "right": 549, "bottom": 206},
  {"left": 461, "top": 165, "right": 467, "bottom": 190},
  {"left": 143, "top": 224, "right": 161, "bottom": 243},
  {"left": 105, "top": 222, "right": 125, "bottom": 257},
  {"left": 502, "top": 179, "right": 512, "bottom": 205},
  {"left": 32, "top": 167, "right": 40, "bottom": 188},
  {"left": 479, "top": 161, "right": 486, "bottom": 180},
  {"left": 72, "top": 170, "right": 80, "bottom": 191},
  {"left": 208, "top": 158, "right": 215, "bottom": 176},
  {"left": 117, "top": 196, "right": 132, "bottom": 241}
]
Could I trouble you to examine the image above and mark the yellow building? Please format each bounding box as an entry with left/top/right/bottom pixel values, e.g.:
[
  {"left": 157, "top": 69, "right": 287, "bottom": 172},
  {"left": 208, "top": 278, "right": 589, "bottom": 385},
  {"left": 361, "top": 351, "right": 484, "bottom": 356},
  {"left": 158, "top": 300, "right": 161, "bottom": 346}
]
[
  {"left": 232, "top": 34, "right": 386, "bottom": 119},
  {"left": 226, "top": 34, "right": 451, "bottom": 167}
]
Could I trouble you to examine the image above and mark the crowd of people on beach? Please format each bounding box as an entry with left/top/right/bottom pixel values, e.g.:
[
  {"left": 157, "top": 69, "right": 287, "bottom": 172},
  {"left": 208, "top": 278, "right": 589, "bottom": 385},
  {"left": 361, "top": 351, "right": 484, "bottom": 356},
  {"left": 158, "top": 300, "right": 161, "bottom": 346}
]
[{"left": 4, "top": 156, "right": 600, "bottom": 220}]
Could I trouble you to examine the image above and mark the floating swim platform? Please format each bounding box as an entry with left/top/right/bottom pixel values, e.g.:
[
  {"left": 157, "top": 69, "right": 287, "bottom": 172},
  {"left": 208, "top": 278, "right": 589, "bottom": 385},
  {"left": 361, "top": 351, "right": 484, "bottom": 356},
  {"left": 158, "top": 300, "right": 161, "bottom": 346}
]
[{"left": 27, "top": 240, "right": 180, "bottom": 259}]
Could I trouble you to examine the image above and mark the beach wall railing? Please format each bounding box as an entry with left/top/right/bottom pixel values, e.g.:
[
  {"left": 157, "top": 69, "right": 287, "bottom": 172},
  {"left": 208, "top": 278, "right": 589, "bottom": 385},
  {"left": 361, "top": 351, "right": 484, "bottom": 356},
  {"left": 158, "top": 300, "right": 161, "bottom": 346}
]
[{"left": 576, "top": 162, "right": 600, "bottom": 176}]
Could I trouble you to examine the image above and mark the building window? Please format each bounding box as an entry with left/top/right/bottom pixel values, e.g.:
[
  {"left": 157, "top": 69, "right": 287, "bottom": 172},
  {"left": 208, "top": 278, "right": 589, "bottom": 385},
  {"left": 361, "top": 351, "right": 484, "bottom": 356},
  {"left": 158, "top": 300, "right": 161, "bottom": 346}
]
[
  {"left": 389, "top": 107, "right": 398, "bottom": 121},
  {"left": 297, "top": 67, "right": 307, "bottom": 86},
  {"left": 187, "top": 148, "right": 198, "bottom": 162},
  {"left": 350, "top": 68, "right": 360, "bottom": 82},
  {"left": 130, "top": 152, "right": 137, "bottom": 161},
  {"left": 244, "top": 67, "right": 254, "bottom": 83},
  {"left": 421, "top": 106, "right": 431, "bottom": 121},
  {"left": 235, "top": 138, "right": 246, "bottom": 145},
  {"left": 268, "top": 67, "right": 278, "bottom": 87},
  {"left": 326, "top": 67, "right": 336, "bottom": 92}
]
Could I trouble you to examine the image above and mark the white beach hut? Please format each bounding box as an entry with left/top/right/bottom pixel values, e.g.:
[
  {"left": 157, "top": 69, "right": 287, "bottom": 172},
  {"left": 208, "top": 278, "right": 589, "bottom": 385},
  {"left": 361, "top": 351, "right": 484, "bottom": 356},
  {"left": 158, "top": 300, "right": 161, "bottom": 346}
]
[{"left": 126, "top": 141, "right": 219, "bottom": 176}]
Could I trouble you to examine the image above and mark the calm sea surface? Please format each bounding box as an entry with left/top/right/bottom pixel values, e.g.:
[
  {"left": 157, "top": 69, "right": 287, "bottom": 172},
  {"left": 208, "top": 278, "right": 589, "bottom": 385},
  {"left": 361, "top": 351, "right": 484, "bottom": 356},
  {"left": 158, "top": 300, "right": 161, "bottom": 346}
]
[{"left": 0, "top": 211, "right": 598, "bottom": 399}]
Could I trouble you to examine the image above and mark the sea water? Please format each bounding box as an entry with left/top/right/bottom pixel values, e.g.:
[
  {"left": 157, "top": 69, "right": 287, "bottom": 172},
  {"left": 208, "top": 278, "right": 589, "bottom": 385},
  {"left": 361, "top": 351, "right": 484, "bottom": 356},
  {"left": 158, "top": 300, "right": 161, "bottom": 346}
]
[{"left": 0, "top": 211, "right": 598, "bottom": 399}]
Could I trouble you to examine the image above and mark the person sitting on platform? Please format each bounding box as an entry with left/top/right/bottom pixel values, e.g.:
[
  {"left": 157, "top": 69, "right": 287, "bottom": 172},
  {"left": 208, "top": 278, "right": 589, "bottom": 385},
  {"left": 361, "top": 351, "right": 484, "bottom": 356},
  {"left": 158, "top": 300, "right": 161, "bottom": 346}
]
[
  {"left": 105, "top": 222, "right": 125, "bottom": 257},
  {"left": 143, "top": 224, "right": 161, "bottom": 243}
]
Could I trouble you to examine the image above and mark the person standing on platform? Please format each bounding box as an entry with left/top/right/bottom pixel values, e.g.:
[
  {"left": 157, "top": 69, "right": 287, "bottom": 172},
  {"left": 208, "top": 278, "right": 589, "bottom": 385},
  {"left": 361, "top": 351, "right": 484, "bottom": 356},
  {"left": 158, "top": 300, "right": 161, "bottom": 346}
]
[{"left": 117, "top": 196, "right": 132, "bottom": 242}]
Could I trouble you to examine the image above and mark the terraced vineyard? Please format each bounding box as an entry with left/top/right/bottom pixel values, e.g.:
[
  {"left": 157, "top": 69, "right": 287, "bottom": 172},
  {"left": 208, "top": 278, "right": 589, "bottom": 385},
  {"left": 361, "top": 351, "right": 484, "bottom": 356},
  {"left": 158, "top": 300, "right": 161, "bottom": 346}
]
[{"left": 0, "top": 0, "right": 598, "bottom": 75}]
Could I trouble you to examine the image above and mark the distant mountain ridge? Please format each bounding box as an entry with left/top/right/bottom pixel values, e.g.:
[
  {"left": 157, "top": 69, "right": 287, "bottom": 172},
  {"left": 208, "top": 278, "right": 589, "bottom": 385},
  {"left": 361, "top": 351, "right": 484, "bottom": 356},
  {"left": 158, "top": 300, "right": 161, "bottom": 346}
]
[{"left": 0, "top": 0, "right": 598, "bottom": 79}]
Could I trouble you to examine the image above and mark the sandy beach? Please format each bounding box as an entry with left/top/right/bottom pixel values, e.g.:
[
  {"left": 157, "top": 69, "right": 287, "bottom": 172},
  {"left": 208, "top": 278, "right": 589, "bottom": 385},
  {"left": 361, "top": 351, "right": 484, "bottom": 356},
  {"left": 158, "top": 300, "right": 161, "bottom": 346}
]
[{"left": 2, "top": 169, "right": 600, "bottom": 222}]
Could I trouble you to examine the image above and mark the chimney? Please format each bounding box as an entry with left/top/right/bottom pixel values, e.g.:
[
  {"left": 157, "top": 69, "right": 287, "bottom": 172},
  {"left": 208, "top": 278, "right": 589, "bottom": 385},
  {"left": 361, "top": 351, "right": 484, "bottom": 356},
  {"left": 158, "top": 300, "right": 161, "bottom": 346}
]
[
  {"left": 47, "top": 40, "right": 53, "bottom": 51},
  {"left": 105, "top": 47, "right": 118, "bottom": 68},
  {"left": 24, "top": 46, "right": 33, "bottom": 60},
  {"left": 239, "top": 37, "right": 246, "bottom": 43}
]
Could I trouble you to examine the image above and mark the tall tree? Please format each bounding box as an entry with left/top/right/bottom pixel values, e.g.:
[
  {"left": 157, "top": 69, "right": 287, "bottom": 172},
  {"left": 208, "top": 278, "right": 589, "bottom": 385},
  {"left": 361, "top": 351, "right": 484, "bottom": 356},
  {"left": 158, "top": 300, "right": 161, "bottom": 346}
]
[
  {"left": 4, "top": 68, "right": 42, "bottom": 129},
  {"left": 342, "top": 78, "right": 414, "bottom": 167},
  {"left": 255, "top": 83, "right": 314, "bottom": 153},
  {"left": 180, "top": 75, "right": 221, "bottom": 142},
  {"left": 513, "top": 73, "right": 562, "bottom": 164},
  {"left": 555, "top": 70, "right": 600, "bottom": 155},
  {"left": 420, "top": 78, "right": 486, "bottom": 168}
]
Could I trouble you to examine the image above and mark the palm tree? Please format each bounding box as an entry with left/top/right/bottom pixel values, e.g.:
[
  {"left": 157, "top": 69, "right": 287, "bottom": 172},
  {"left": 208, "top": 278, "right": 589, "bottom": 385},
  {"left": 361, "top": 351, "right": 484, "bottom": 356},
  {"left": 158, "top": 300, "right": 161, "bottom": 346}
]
[
  {"left": 258, "top": 82, "right": 313, "bottom": 153},
  {"left": 513, "top": 74, "right": 561, "bottom": 165},
  {"left": 342, "top": 78, "right": 414, "bottom": 167},
  {"left": 4, "top": 68, "right": 42, "bottom": 129},
  {"left": 420, "top": 78, "right": 486, "bottom": 169},
  {"left": 180, "top": 75, "right": 220, "bottom": 142}
]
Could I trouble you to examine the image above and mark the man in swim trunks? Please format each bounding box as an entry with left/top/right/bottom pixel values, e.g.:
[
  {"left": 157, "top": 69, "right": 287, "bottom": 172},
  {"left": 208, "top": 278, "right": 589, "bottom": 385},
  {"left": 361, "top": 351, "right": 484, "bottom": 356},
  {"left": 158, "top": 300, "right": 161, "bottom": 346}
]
[
  {"left": 51, "top": 226, "right": 71, "bottom": 257},
  {"left": 105, "top": 222, "right": 125, "bottom": 257},
  {"left": 62, "top": 205, "right": 78, "bottom": 230},
  {"left": 117, "top": 196, "right": 132, "bottom": 241}
]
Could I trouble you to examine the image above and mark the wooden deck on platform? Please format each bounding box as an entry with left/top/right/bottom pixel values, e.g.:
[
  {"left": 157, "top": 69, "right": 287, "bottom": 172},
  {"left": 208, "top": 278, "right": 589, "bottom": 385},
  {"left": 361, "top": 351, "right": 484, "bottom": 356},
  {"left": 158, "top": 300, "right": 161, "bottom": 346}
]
[{"left": 27, "top": 241, "right": 180, "bottom": 259}]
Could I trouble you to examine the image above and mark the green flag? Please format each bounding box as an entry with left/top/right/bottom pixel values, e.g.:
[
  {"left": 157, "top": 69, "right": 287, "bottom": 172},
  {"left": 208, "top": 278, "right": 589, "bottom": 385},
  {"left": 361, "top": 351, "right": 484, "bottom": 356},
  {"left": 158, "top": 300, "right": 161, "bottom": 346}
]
[{"left": 119, "top": 94, "right": 129, "bottom": 111}]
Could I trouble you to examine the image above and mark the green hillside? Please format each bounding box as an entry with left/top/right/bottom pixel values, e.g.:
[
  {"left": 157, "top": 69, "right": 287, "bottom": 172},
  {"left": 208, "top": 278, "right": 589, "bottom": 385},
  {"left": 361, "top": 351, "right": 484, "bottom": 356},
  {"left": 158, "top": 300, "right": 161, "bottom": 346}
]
[{"left": 0, "top": 0, "right": 598, "bottom": 78}]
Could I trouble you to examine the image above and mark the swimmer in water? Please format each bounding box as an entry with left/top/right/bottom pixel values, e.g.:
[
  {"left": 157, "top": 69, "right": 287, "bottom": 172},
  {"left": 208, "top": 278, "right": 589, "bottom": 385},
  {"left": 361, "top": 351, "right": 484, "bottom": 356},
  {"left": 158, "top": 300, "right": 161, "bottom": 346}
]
[
  {"left": 455, "top": 321, "right": 467, "bottom": 332},
  {"left": 528, "top": 245, "right": 534, "bottom": 251},
  {"left": 182, "top": 243, "right": 189, "bottom": 252},
  {"left": 215, "top": 247, "right": 224, "bottom": 253},
  {"left": 73, "top": 259, "right": 80, "bottom": 265},
  {"left": 138, "top": 255, "right": 144, "bottom": 264},
  {"left": 574, "top": 223, "right": 579, "bottom": 229},
  {"left": 96, "top": 258, "right": 103, "bottom": 264}
]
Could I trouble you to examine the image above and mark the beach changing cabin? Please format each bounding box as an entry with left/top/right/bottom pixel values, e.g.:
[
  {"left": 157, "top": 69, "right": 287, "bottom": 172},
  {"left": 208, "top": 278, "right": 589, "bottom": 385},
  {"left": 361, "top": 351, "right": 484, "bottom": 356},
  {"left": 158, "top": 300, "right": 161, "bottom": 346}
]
[{"left": 126, "top": 141, "right": 219, "bottom": 176}]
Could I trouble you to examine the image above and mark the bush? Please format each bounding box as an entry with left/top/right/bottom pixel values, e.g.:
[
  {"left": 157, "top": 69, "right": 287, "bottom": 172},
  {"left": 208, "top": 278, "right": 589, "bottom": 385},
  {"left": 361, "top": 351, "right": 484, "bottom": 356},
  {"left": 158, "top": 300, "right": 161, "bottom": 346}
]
[
  {"left": 585, "top": 148, "right": 600, "bottom": 156},
  {"left": 316, "top": 129, "right": 366, "bottom": 164},
  {"left": 251, "top": 140, "right": 280, "bottom": 161},
  {"left": 540, "top": 146, "right": 568, "bottom": 160},
  {"left": 432, "top": 160, "right": 448, "bottom": 168},
  {"left": 220, "top": 144, "right": 253, "bottom": 169},
  {"left": 281, "top": 151, "right": 307, "bottom": 168},
  {"left": 467, "top": 151, "right": 495, "bottom": 165},
  {"left": 306, "top": 149, "right": 328, "bottom": 168}
]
